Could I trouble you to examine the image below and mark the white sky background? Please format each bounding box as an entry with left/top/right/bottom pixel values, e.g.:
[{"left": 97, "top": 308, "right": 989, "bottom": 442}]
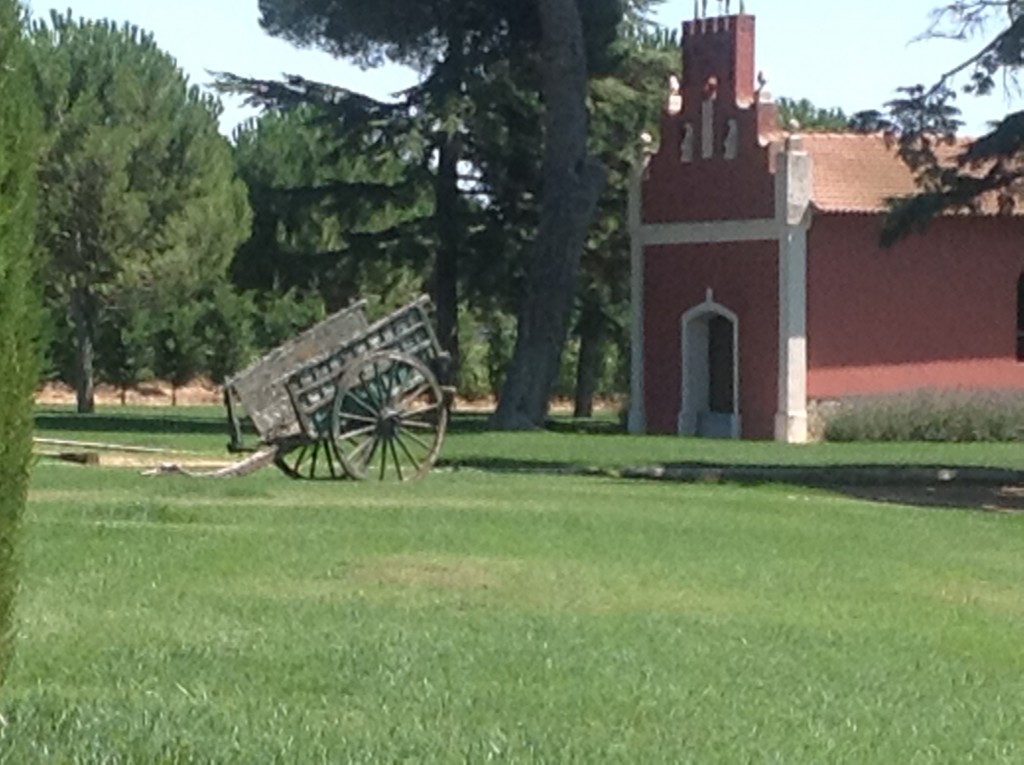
[{"left": 23, "top": 0, "right": 1023, "bottom": 136}]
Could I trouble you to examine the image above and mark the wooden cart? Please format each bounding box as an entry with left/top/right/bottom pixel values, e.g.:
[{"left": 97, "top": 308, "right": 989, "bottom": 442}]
[{"left": 223, "top": 295, "right": 451, "bottom": 481}]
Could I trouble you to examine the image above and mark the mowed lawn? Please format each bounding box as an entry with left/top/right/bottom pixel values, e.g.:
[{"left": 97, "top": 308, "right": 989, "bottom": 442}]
[
  {"left": 33, "top": 403, "right": 1024, "bottom": 469},
  {"left": 2, "top": 408, "right": 1022, "bottom": 761}
]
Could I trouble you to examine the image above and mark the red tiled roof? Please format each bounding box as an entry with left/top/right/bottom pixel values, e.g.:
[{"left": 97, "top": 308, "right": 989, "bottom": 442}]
[{"left": 769, "top": 133, "right": 988, "bottom": 215}]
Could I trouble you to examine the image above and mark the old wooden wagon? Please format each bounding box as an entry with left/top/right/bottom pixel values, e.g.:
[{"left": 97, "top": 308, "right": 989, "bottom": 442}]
[{"left": 222, "top": 295, "right": 451, "bottom": 482}]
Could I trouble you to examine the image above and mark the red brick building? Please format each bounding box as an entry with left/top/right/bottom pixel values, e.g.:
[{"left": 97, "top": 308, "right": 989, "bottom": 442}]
[{"left": 628, "top": 12, "right": 1024, "bottom": 442}]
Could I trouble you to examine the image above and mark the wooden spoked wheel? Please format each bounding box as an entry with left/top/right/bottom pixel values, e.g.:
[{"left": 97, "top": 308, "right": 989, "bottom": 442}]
[
  {"left": 272, "top": 437, "right": 347, "bottom": 480},
  {"left": 331, "top": 351, "right": 448, "bottom": 481}
]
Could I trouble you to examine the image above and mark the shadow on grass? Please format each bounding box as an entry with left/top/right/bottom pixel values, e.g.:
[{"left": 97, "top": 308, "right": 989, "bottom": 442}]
[
  {"left": 35, "top": 408, "right": 1024, "bottom": 514},
  {"left": 544, "top": 418, "right": 623, "bottom": 435},
  {"left": 447, "top": 411, "right": 623, "bottom": 436},
  {"left": 651, "top": 461, "right": 1024, "bottom": 514},
  {"left": 677, "top": 462, "right": 1024, "bottom": 514},
  {"left": 833, "top": 483, "right": 1024, "bottom": 513},
  {"left": 34, "top": 411, "right": 235, "bottom": 437},
  {"left": 447, "top": 412, "right": 492, "bottom": 434},
  {"left": 441, "top": 456, "right": 1024, "bottom": 514},
  {"left": 439, "top": 456, "right": 611, "bottom": 475},
  {"left": 33, "top": 409, "right": 617, "bottom": 440}
]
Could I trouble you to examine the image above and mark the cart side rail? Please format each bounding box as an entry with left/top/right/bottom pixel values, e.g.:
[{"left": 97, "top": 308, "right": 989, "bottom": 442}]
[
  {"left": 224, "top": 301, "right": 369, "bottom": 444},
  {"left": 286, "top": 296, "right": 442, "bottom": 438}
]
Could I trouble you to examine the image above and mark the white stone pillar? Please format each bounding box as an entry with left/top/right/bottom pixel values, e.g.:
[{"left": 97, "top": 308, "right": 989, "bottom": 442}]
[
  {"left": 701, "top": 99, "right": 715, "bottom": 159},
  {"left": 628, "top": 158, "right": 647, "bottom": 434},
  {"left": 774, "top": 135, "right": 812, "bottom": 443}
]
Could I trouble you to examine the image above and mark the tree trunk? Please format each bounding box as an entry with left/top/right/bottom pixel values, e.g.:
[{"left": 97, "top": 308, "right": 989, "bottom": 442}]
[
  {"left": 433, "top": 131, "right": 461, "bottom": 382},
  {"left": 69, "top": 286, "right": 95, "bottom": 414},
  {"left": 430, "top": 21, "right": 466, "bottom": 385},
  {"left": 491, "top": 0, "right": 605, "bottom": 429},
  {"left": 573, "top": 305, "right": 606, "bottom": 418}
]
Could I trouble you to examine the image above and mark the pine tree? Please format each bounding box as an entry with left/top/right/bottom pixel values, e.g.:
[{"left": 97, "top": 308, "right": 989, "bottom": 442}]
[
  {"left": 461, "top": 15, "right": 677, "bottom": 416},
  {"left": 27, "top": 12, "right": 251, "bottom": 412},
  {"left": 224, "top": 0, "right": 624, "bottom": 394},
  {"left": 230, "top": 107, "right": 431, "bottom": 313},
  {"left": 490, "top": 0, "right": 611, "bottom": 428},
  {"left": 878, "top": 2, "right": 1024, "bottom": 242},
  {"left": 573, "top": 22, "right": 679, "bottom": 417},
  {"left": 0, "top": 0, "right": 40, "bottom": 689},
  {"left": 776, "top": 98, "right": 851, "bottom": 132}
]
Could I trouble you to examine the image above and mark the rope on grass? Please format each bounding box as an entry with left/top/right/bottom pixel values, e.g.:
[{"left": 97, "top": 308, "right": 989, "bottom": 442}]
[
  {"left": 142, "top": 448, "right": 278, "bottom": 479},
  {"left": 33, "top": 437, "right": 201, "bottom": 455}
]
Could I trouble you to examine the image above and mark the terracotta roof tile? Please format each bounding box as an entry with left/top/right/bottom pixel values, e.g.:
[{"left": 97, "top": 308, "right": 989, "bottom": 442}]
[
  {"left": 805, "top": 134, "right": 916, "bottom": 213},
  {"left": 769, "top": 133, "right": 996, "bottom": 215}
]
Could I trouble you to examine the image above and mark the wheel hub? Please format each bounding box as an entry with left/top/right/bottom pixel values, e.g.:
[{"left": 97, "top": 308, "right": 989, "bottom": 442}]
[{"left": 376, "top": 408, "right": 402, "bottom": 438}]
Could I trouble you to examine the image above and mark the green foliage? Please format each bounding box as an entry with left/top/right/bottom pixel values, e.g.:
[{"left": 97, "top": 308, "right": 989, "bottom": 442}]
[
  {"left": 37, "top": 302, "right": 72, "bottom": 382},
  {"left": 455, "top": 307, "right": 491, "bottom": 399},
  {"left": 255, "top": 0, "right": 624, "bottom": 74},
  {"left": 0, "top": 0, "right": 39, "bottom": 689},
  {"left": 250, "top": 288, "right": 326, "bottom": 352},
  {"left": 195, "top": 285, "right": 257, "bottom": 385},
  {"left": 27, "top": 11, "right": 251, "bottom": 408},
  {"left": 151, "top": 290, "right": 207, "bottom": 404},
  {"left": 880, "top": 2, "right": 1024, "bottom": 242},
  {"left": 231, "top": 107, "right": 432, "bottom": 312},
  {"left": 94, "top": 291, "right": 156, "bottom": 402},
  {"left": 258, "top": 0, "right": 525, "bottom": 68},
  {"left": 776, "top": 97, "right": 851, "bottom": 132},
  {"left": 461, "top": 16, "right": 674, "bottom": 409},
  {"left": 456, "top": 307, "right": 518, "bottom": 398},
  {"left": 227, "top": 0, "right": 627, "bottom": 408},
  {"left": 577, "top": 21, "right": 678, "bottom": 404},
  {"left": 142, "top": 282, "right": 259, "bottom": 400},
  {"left": 823, "top": 389, "right": 1024, "bottom": 442}
]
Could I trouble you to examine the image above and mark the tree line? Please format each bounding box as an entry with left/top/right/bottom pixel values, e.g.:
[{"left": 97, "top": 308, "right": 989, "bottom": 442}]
[
  {"left": 24, "top": 3, "right": 679, "bottom": 419},
  {"left": 2, "top": 0, "right": 1022, "bottom": 687},
  {"left": 21, "top": 3, "right": 880, "bottom": 422},
  {"left": 18, "top": 1, "right": 1015, "bottom": 425}
]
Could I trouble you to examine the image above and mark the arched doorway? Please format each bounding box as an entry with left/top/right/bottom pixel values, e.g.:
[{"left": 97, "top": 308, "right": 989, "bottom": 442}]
[{"left": 678, "top": 292, "right": 740, "bottom": 438}]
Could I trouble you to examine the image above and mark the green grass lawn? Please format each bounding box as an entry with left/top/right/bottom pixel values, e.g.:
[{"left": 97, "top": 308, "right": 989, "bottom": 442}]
[
  {"left": 34, "top": 403, "right": 1024, "bottom": 470},
  {"left": 4, "top": 416, "right": 1024, "bottom": 761}
]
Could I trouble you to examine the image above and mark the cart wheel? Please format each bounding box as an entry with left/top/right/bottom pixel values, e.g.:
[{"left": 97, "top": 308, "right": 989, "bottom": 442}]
[
  {"left": 331, "top": 350, "right": 448, "bottom": 481},
  {"left": 273, "top": 437, "right": 347, "bottom": 481}
]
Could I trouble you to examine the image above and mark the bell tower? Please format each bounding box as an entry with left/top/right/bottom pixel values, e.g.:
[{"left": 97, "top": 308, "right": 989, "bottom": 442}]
[
  {"left": 656, "top": 10, "right": 776, "bottom": 170},
  {"left": 682, "top": 14, "right": 756, "bottom": 108}
]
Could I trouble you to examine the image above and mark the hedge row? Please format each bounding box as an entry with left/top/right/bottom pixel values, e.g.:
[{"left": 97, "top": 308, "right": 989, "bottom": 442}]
[{"left": 823, "top": 389, "right": 1024, "bottom": 443}]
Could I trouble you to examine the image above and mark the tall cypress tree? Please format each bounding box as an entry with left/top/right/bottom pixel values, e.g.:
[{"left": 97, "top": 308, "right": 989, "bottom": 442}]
[{"left": 0, "top": 0, "right": 40, "bottom": 689}]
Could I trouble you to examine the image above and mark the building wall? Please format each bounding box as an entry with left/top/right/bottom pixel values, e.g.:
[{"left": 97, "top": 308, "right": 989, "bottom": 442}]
[
  {"left": 643, "top": 241, "right": 779, "bottom": 438},
  {"left": 642, "top": 133, "right": 776, "bottom": 223},
  {"left": 806, "top": 214, "right": 1024, "bottom": 397},
  {"left": 641, "top": 15, "right": 777, "bottom": 225}
]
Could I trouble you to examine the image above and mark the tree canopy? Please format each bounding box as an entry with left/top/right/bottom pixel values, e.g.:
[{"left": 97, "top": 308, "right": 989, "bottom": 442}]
[
  {"left": 776, "top": 97, "right": 851, "bottom": 132},
  {"left": 224, "top": 0, "right": 627, "bottom": 410},
  {"left": 231, "top": 106, "right": 431, "bottom": 313},
  {"left": 28, "top": 11, "right": 251, "bottom": 411},
  {"left": 490, "top": 0, "right": 614, "bottom": 428},
  {"left": 879, "top": 1, "right": 1024, "bottom": 243}
]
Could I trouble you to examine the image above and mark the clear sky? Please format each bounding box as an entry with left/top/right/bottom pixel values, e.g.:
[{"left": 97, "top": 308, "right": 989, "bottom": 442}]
[{"left": 24, "top": 0, "right": 1021, "bottom": 136}]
